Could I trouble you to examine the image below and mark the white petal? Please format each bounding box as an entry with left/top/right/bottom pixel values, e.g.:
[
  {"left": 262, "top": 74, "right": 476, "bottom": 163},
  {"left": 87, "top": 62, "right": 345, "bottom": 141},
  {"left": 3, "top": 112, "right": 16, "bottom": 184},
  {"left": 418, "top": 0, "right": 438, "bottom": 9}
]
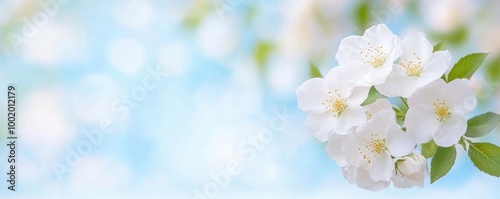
[
  {"left": 368, "top": 151, "right": 394, "bottom": 181},
  {"left": 364, "top": 24, "right": 400, "bottom": 53},
  {"left": 405, "top": 105, "right": 439, "bottom": 144},
  {"left": 326, "top": 134, "right": 348, "bottom": 167},
  {"left": 342, "top": 166, "right": 356, "bottom": 184},
  {"left": 386, "top": 125, "right": 416, "bottom": 157},
  {"left": 363, "top": 62, "right": 393, "bottom": 85},
  {"left": 357, "top": 109, "right": 395, "bottom": 138},
  {"left": 342, "top": 133, "right": 366, "bottom": 167},
  {"left": 324, "top": 66, "right": 355, "bottom": 96},
  {"left": 442, "top": 79, "right": 477, "bottom": 115},
  {"left": 336, "top": 106, "right": 365, "bottom": 133},
  {"left": 375, "top": 67, "right": 420, "bottom": 98},
  {"left": 420, "top": 50, "right": 452, "bottom": 83},
  {"left": 363, "top": 98, "right": 393, "bottom": 119},
  {"left": 305, "top": 112, "right": 336, "bottom": 142},
  {"left": 434, "top": 115, "right": 467, "bottom": 147},
  {"left": 347, "top": 86, "right": 370, "bottom": 105},
  {"left": 336, "top": 35, "right": 366, "bottom": 66},
  {"left": 355, "top": 167, "right": 390, "bottom": 191},
  {"left": 400, "top": 32, "right": 433, "bottom": 64},
  {"left": 296, "top": 78, "right": 328, "bottom": 112},
  {"left": 407, "top": 78, "right": 446, "bottom": 107},
  {"left": 346, "top": 62, "right": 377, "bottom": 87},
  {"left": 392, "top": 173, "right": 424, "bottom": 188}
]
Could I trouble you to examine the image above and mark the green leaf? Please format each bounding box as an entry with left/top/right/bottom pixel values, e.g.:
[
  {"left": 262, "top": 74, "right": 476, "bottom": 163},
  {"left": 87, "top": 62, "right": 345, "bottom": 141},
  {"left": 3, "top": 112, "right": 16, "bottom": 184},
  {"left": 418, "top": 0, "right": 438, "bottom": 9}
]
[
  {"left": 400, "top": 97, "right": 409, "bottom": 110},
  {"left": 440, "top": 74, "right": 447, "bottom": 82},
  {"left": 465, "top": 112, "right": 500, "bottom": 138},
  {"left": 309, "top": 63, "right": 322, "bottom": 78},
  {"left": 447, "top": 53, "right": 489, "bottom": 82},
  {"left": 422, "top": 140, "right": 438, "bottom": 158},
  {"left": 468, "top": 142, "right": 500, "bottom": 177},
  {"left": 433, "top": 41, "right": 447, "bottom": 52},
  {"left": 361, "top": 87, "right": 383, "bottom": 106},
  {"left": 431, "top": 146, "right": 457, "bottom": 183}
]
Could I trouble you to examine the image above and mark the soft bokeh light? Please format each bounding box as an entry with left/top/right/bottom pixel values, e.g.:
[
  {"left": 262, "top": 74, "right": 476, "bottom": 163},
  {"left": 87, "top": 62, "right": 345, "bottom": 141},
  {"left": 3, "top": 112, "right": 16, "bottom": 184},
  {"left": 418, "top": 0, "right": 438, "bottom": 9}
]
[{"left": 0, "top": 0, "right": 499, "bottom": 198}]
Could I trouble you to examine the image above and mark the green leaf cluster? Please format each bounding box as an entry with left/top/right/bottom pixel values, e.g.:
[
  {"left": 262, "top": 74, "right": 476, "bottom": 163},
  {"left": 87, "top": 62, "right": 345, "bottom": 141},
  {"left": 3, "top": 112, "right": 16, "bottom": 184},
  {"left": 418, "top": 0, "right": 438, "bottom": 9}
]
[
  {"left": 430, "top": 112, "right": 500, "bottom": 183},
  {"left": 427, "top": 42, "right": 499, "bottom": 182}
]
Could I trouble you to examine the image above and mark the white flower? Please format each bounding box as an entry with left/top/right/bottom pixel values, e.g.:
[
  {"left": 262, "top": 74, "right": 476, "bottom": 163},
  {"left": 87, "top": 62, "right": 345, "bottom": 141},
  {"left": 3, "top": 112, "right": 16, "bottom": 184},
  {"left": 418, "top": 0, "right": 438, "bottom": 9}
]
[
  {"left": 327, "top": 99, "right": 398, "bottom": 168},
  {"left": 342, "top": 166, "right": 390, "bottom": 191},
  {"left": 329, "top": 135, "right": 391, "bottom": 191},
  {"left": 363, "top": 98, "right": 394, "bottom": 120},
  {"left": 393, "top": 154, "right": 429, "bottom": 188},
  {"left": 375, "top": 32, "right": 452, "bottom": 98},
  {"left": 335, "top": 24, "right": 402, "bottom": 86},
  {"left": 405, "top": 79, "right": 477, "bottom": 147},
  {"left": 296, "top": 66, "right": 370, "bottom": 141},
  {"left": 328, "top": 109, "right": 415, "bottom": 182}
]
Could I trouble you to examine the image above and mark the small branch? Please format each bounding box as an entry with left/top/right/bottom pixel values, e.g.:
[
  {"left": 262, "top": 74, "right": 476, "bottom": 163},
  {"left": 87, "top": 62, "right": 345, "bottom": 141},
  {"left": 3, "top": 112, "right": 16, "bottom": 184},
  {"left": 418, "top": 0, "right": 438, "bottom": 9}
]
[
  {"left": 459, "top": 136, "right": 471, "bottom": 151},
  {"left": 461, "top": 136, "right": 472, "bottom": 144}
]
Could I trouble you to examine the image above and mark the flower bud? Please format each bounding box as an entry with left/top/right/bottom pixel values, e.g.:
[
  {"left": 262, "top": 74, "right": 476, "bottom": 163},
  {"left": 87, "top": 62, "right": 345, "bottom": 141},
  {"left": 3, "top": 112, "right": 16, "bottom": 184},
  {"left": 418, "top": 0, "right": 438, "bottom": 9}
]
[{"left": 393, "top": 154, "right": 428, "bottom": 188}]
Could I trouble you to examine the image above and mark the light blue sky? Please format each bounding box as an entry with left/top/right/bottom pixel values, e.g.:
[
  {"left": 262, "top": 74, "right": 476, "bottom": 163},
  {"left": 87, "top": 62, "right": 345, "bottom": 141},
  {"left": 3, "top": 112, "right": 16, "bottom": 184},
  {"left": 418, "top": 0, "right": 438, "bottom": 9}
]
[{"left": 1, "top": 0, "right": 499, "bottom": 198}]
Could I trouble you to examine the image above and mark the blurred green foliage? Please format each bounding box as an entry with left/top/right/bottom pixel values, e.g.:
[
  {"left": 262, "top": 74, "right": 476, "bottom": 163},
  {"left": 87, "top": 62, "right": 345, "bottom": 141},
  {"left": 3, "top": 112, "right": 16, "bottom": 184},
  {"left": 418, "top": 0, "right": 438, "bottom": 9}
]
[
  {"left": 486, "top": 54, "right": 500, "bottom": 83},
  {"left": 183, "top": 1, "right": 213, "bottom": 29},
  {"left": 353, "top": 0, "right": 371, "bottom": 32},
  {"left": 407, "top": 0, "right": 420, "bottom": 17},
  {"left": 429, "top": 26, "right": 468, "bottom": 46},
  {"left": 253, "top": 41, "right": 274, "bottom": 74}
]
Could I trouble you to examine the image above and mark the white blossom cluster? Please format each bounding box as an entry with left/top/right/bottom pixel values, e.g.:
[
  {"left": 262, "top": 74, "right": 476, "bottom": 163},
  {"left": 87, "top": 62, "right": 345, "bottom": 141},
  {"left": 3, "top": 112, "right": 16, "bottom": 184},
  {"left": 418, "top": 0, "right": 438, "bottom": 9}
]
[{"left": 296, "top": 24, "right": 477, "bottom": 191}]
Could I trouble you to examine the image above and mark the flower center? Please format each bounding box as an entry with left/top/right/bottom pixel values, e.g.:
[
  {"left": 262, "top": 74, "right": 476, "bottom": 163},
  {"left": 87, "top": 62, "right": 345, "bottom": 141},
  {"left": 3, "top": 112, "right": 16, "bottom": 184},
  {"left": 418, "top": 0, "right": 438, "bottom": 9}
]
[
  {"left": 400, "top": 52, "right": 423, "bottom": 77},
  {"left": 322, "top": 90, "right": 347, "bottom": 118},
  {"left": 433, "top": 99, "right": 451, "bottom": 122},
  {"left": 358, "top": 133, "right": 386, "bottom": 164},
  {"left": 361, "top": 43, "right": 387, "bottom": 68},
  {"left": 368, "top": 137, "right": 386, "bottom": 154}
]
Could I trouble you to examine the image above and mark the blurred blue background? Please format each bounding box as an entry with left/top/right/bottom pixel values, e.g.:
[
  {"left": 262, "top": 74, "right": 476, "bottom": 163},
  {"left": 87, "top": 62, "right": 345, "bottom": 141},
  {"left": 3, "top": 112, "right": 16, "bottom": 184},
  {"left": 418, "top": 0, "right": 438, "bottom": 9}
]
[{"left": 1, "top": 0, "right": 500, "bottom": 198}]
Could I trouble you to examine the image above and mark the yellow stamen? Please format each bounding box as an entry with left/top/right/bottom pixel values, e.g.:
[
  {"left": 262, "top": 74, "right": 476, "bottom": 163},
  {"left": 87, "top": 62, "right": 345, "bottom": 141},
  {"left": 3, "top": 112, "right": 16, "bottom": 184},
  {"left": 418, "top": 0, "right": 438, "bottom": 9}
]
[
  {"left": 361, "top": 44, "right": 387, "bottom": 68},
  {"left": 433, "top": 99, "right": 451, "bottom": 122},
  {"left": 322, "top": 90, "right": 347, "bottom": 118},
  {"left": 358, "top": 133, "right": 386, "bottom": 165},
  {"left": 399, "top": 52, "right": 423, "bottom": 77}
]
